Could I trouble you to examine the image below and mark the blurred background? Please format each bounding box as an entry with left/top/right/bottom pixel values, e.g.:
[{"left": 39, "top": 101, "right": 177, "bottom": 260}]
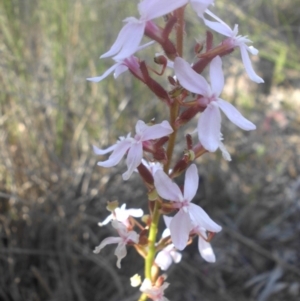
[{"left": 0, "top": 0, "right": 299, "bottom": 300}]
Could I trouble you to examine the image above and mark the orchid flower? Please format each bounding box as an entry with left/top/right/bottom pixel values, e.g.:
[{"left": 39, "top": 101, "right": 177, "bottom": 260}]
[
  {"left": 87, "top": 41, "right": 154, "bottom": 83},
  {"left": 155, "top": 217, "right": 182, "bottom": 270},
  {"left": 174, "top": 56, "right": 256, "bottom": 152},
  {"left": 140, "top": 278, "right": 170, "bottom": 301},
  {"left": 94, "top": 220, "right": 139, "bottom": 268},
  {"left": 93, "top": 120, "right": 173, "bottom": 180},
  {"left": 99, "top": 203, "right": 144, "bottom": 227},
  {"left": 101, "top": 0, "right": 187, "bottom": 61},
  {"left": 203, "top": 10, "right": 264, "bottom": 83},
  {"left": 154, "top": 164, "right": 222, "bottom": 250}
]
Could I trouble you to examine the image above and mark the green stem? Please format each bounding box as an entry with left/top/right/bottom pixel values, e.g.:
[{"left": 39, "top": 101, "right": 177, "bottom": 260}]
[{"left": 145, "top": 200, "right": 160, "bottom": 280}]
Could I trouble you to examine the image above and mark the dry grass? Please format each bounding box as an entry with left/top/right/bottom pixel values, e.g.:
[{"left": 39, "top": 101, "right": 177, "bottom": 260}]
[{"left": 0, "top": 0, "right": 300, "bottom": 300}]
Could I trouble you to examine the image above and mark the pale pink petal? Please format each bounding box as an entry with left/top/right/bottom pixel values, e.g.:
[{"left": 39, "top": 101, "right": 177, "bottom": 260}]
[
  {"left": 154, "top": 170, "right": 183, "bottom": 201},
  {"left": 113, "top": 20, "right": 146, "bottom": 61},
  {"left": 239, "top": 45, "right": 264, "bottom": 83},
  {"left": 97, "top": 139, "right": 132, "bottom": 168},
  {"left": 98, "top": 214, "right": 113, "bottom": 226},
  {"left": 209, "top": 56, "right": 224, "bottom": 97},
  {"left": 87, "top": 63, "right": 119, "bottom": 82},
  {"left": 198, "top": 237, "right": 216, "bottom": 262},
  {"left": 141, "top": 121, "right": 173, "bottom": 141},
  {"left": 163, "top": 216, "right": 172, "bottom": 230},
  {"left": 189, "top": 203, "right": 222, "bottom": 232},
  {"left": 135, "top": 120, "right": 148, "bottom": 135},
  {"left": 114, "top": 64, "right": 129, "bottom": 78},
  {"left": 155, "top": 250, "right": 173, "bottom": 271},
  {"left": 123, "top": 142, "right": 143, "bottom": 180},
  {"left": 101, "top": 19, "right": 145, "bottom": 60},
  {"left": 190, "top": 0, "right": 214, "bottom": 18},
  {"left": 247, "top": 45, "right": 259, "bottom": 55},
  {"left": 170, "top": 209, "right": 192, "bottom": 250},
  {"left": 170, "top": 250, "right": 182, "bottom": 263},
  {"left": 93, "top": 144, "right": 117, "bottom": 155},
  {"left": 126, "top": 208, "right": 144, "bottom": 218},
  {"left": 183, "top": 164, "right": 199, "bottom": 202},
  {"left": 174, "top": 57, "right": 210, "bottom": 96},
  {"left": 138, "top": 0, "right": 187, "bottom": 20},
  {"left": 198, "top": 103, "right": 221, "bottom": 152},
  {"left": 115, "top": 241, "right": 127, "bottom": 268},
  {"left": 205, "top": 9, "right": 228, "bottom": 25},
  {"left": 216, "top": 99, "right": 256, "bottom": 130},
  {"left": 93, "top": 237, "right": 122, "bottom": 253},
  {"left": 126, "top": 230, "right": 139, "bottom": 244},
  {"left": 111, "top": 219, "right": 128, "bottom": 234},
  {"left": 203, "top": 18, "right": 232, "bottom": 37}
]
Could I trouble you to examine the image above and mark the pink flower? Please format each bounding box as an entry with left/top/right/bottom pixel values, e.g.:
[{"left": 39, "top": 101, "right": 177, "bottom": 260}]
[
  {"left": 140, "top": 278, "right": 170, "bottom": 301},
  {"left": 101, "top": 0, "right": 187, "bottom": 61},
  {"left": 94, "top": 220, "right": 139, "bottom": 268},
  {"left": 87, "top": 42, "right": 154, "bottom": 83},
  {"left": 93, "top": 120, "right": 173, "bottom": 180},
  {"left": 154, "top": 164, "right": 222, "bottom": 250},
  {"left": 99, "top": 203, "right": 143, "bottom": 227},
  {"left": 174, "top": 56, "right": 256, "bottom": 152},
  {"left": 203, "top": 11, "right": 264, "bottom": 83}
]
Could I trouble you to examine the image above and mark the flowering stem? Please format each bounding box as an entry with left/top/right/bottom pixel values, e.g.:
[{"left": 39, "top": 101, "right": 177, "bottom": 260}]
[
  {"left": 164, "top": 7, "right": 185, "bottom": 174},
  {"left": 145, "top": 200, "right": 160, "bottom": 281}
]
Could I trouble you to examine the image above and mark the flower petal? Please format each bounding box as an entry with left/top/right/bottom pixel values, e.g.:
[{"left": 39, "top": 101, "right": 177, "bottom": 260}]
[
  {"left": 141, "top": 120, "right": 173, "bottom": 141},
  {"left": 97, "top": 139, "right": 132, "bottom": 168},
  {"left": 183, "top": 164, "right": 199, "bottom": 202},
  {"left": 93, "top": 237, "right": 122, "bottom": 253},
  {"left": 170, "top": 209, "right": 192, "bottom": 250},
  {"left": 198, "top": 103, "right": 221, "bottom": 152},
  {"left": 189, "top": 203, "right": 222, "bottom": 232},
  {"left": 125, "top": 208, "right": 144, "bottom": 218},
  {"left": 115, "top": 241, "right": 127, "bottom": 268},
  {"left": 198, "top": 237, "right": 216, "bottom": 262},
  {"left": 239, "top": 45, "right": 264, "bottom": 83},
  {"left": 138, "top": 0, "right": 187, "bottom": 20},
  {"left": 114, "top": 64, "right": 129, "bottom": 78},
  {"left": 87, "top": 63, "right": 119, "bottom": 83},
  {"left": 170, "top": 250, "right": 182, "bottom": 264},
  {"left": 174, "top": 57, "right": 210, "bottom": 96},
  {"left": 93, "top": 144, "right": 117, "bottom": 155},
  {"left": 122, "top": 142, "right": 143, "bottom": 180},
  {"left": 190, "top": 0, "right": 214, "bottom": 18},
  {"left": 154, "top": 170, "right": 183, "bottom": 201},
  {"left": 98, "top": 214, "right": 113, "bottom": 226},
  {"left": 203, "top": 18, "right": 232, "bottom": 37},
  {"left": 209, "top": 56, "right": 224, "bottom": 97},
  {"left": 155, "top": 250, "right": 173, "bottom": 271},
  {"left": 217, "top": 98, "right": 256, "bottom": 130},
  {"left": 101, "top": 18, "right": 145, "bottom": 60},
  {"left": 163, "top": 215, "right": 173, "bottom": 230}
]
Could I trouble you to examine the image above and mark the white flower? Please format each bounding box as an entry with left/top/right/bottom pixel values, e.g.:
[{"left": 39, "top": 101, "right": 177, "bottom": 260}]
[
  {"left": 203, "top": 10, "right": 264, "bottom": 83},
  {"left": 93, "top": 120, "right": 173, "bottom": 180},
  {"left": 174, "top": 56, "right": 256, "bottom": 152},
  {"left": 101, "top": 0, "right": 187, "bottom": 61},
  {"left": 99, "top": 203, "right": 143, "bottom": 227},
  {"left": 94, "top": 220, "right": 139, "bottom": 268},
  {"left": 154, "top": 164, "right": 222, "bottom": 250},
  {"left": 140, "top": 278, "right": 170, "bottom": 301}
]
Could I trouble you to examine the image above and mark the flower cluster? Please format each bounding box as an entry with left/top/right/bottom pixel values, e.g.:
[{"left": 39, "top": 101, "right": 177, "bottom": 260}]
[{"left": 89, "top": 0, "right": 263, "bottom": 300}]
